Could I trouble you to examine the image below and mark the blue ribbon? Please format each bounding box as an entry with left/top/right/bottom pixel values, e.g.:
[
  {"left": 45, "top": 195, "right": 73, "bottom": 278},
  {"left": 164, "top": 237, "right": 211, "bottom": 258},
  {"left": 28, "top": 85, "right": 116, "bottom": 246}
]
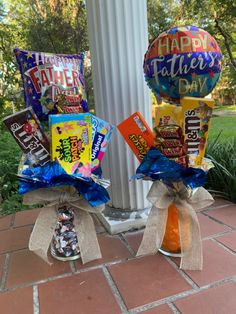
[
  {"left": 135, "top": 147, "right": 206, "bottom": 189},
  {"left": 19, "top": 161, "right": 109, "bottom": 207}
]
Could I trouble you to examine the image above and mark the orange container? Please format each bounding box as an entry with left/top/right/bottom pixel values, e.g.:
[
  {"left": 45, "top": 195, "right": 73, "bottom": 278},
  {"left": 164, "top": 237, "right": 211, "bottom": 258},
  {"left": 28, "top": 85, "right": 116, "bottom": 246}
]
[
  {"left": 161, "top": 203, "right": 191, "bottom": 256},
  {"left": 161, "top": 203, "right": 181, "bottom": 254}
]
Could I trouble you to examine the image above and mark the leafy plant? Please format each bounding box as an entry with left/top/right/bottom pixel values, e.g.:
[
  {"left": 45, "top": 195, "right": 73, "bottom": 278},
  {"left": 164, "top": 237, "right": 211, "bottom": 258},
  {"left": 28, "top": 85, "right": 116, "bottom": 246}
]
[
  {"left": 206, "top": 134, "right": 236, "bottom": 203},
  {"left": 0, "top": 124, "right": 32, "bottom": 215}
]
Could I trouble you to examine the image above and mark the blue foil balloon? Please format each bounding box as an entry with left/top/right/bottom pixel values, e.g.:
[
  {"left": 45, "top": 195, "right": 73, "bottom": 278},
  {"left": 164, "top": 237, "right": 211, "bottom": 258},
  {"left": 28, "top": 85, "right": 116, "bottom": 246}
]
[
  {"left": 144, "top": 26, "right": 222, "bottom": 103},
  {"left": 14, "top": 48, "right": 89, "bottom": 121}
]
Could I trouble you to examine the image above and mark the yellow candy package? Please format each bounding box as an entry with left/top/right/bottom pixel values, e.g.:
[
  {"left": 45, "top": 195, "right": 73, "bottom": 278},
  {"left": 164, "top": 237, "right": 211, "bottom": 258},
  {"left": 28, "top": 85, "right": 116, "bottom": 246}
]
[
  {"left": 154, "top": 103, "right": 182, "bottom": 128},
  {"left": 180, "top": 97, "right": 214, "bottom": 166},
  {"left": 50, "top": 113, "right": 92, "bottom": 177}
]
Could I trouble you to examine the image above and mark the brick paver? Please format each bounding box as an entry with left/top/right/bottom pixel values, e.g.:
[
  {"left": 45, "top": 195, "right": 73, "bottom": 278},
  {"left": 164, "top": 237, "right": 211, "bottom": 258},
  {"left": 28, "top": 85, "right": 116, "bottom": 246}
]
[
  {"left": 172, "top": 239, "right": 236, "bottom": 287},
  {"left": 108, "top": 254, "right": 192, "bottom": 309},
  {"left": 0, "top": 215, "right": 13, "bottom": 231},
  {"left": 142, "top": 304, "right": 173, "bottom": 313},
  {"left": 75, "top": 235, "right": 132, "bottom": 270},
  {"left": 206, "top": 197, "right": 232, "bottom": 209},
  {"left": 206, "top": 205, "right": 236, "bottom": 228},
  {"left": 6, "top": 249, "right": 71, "bottom": 288},
  {"left": 124, "top": 230, "right": 143, "bottom": 253},
  {"left": 197, "top": 213, "right": 230, "bottom": 238},
  {"left": 0, "top": 226, "right": 32, "bottom": 254},
  {"left": 38, "top": 269, "right": 121, "bottom": 314},
  {"left": 174, "top": 281, "right": 236, "bottom": 314},
  {"left": 216, "top": 231, "right": 236, "bottom": 252},
  {"left": 0, "top": 197, "right": 235, "bottom": 313},
  {"left": 13, "top": 208, "right": 41, "bottom": 228},
  {"left": 0, "top": 287, "right": 33, "bottom": 314}
]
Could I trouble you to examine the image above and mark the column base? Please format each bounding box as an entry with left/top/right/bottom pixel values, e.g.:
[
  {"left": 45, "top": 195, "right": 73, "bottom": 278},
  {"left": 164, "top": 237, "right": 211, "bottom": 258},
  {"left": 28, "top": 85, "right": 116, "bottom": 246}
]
[{"left": 96, "top": 206, "right": 150, "bottom": 234}]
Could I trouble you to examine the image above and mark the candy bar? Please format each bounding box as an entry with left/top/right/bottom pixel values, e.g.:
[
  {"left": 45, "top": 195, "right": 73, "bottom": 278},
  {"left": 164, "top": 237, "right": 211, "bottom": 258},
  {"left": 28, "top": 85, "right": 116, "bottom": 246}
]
[
  {"left": 91, "top": 115, "right": 115, "bottom": 171},
  {"left": 161, "top": 146, "right": 184, "bottom": 157},
  {"left": 154, "top": 125, "right": 182, "bottom": 139},
  {"left": 155, "top": 138, "right": 184, "bottom": 148},
  {"left": 63, "top": 105, "right": 83, "bottom": 113},
  {"left": 50, "top": 113, "right": 92, "bottom": 177},
  {"left": 56, "top": 94, "right": 84, "bottom": 114},
  {"left": 117, "top": 112, "right": 155, "bottom": 162},
  {"left": 3, "top": 107, "right": 50, "bottom": 166},
  {"left": 170, "top": 155, "right": 189, "bottom": 168}
]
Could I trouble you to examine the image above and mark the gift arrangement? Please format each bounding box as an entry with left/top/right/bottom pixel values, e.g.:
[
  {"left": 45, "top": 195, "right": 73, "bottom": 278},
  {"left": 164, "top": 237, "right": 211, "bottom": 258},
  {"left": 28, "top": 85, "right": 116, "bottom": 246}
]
[
  {"left": 118, "top": 25, "right": 222, "bottom": 270},
  {"left": 3, "top": 48, "right": 114, "bottom": 264}
]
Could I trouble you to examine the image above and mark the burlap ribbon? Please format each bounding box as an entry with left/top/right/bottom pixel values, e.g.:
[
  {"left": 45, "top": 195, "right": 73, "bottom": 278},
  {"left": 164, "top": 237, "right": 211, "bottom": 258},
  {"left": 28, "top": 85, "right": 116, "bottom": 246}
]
[
  {"left": 137, "top": 181, "right": 214, "bottom": 270},
  {"left": 23, "top": 186, "right": 104, "bottom": 265}
]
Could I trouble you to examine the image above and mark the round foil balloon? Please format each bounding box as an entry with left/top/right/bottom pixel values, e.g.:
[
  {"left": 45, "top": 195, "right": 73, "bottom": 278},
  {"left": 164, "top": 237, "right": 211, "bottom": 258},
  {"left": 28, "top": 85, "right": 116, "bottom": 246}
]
[
  {"left": 144, "top": 26, "right": 222, "bottom": 103},
  {"left": 14, "top": 48, "right": 88, "bottom": 120}
]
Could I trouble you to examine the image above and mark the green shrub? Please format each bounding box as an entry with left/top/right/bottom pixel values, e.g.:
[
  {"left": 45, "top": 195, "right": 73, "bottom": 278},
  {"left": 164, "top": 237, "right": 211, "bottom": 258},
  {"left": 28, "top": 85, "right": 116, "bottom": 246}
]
[
  {"left": 206, "top": 134, "right": 236, "bottom": 203},
  {"left": 0, "top": 129, "right": 28, "bottom": 215}
]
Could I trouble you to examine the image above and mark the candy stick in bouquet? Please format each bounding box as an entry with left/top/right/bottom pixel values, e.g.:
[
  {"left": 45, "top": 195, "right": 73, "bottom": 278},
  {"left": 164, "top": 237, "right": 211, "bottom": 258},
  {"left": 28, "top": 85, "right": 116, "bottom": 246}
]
[
  {"left": 5, "top": 46, "right": 115, "bottom": 263},
  {"left": 118, "top": 25, "right": 222, "bottom": 270},
  {"left": 16, "top": 111, "right": 114, "bottom": 264},
  {"left": 9, "top": 47, "right": 115, "bottom": 264}
]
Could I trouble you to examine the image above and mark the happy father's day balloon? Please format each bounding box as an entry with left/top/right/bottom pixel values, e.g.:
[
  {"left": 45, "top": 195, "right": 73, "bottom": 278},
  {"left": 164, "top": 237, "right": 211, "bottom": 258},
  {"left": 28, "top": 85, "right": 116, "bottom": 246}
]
[{"left": 144, "top": 25, "right": 222, "bottom": 103}]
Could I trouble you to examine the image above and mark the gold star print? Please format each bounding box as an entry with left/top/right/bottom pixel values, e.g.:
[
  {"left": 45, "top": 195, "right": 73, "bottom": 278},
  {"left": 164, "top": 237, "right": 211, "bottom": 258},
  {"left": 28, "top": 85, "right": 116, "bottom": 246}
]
[
  {"left": 187, "top": 53, "right": 191, "bottom": 58},
  {"left": 26, "top": 52, "right": 33, "bottom": 59}
]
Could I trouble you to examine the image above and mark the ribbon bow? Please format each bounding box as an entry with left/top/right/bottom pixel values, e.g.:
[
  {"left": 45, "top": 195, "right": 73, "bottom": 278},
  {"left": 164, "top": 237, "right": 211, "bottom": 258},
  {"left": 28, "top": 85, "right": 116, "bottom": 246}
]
[
  {"left": 137, "top": 181, "right": 214, "bottom": 270},
  {"left": 24, "top": 186, "right": 104, "bottom": 265}
]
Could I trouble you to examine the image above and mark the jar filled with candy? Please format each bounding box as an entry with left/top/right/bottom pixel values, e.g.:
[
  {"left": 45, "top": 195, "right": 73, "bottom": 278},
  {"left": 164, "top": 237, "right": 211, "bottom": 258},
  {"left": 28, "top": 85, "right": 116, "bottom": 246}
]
[
  {"left": 159, "top": 203, "right": 182, "bottom": 257},
  {"left": 51, "top": 206, "right": 80, "bottom": 261}
]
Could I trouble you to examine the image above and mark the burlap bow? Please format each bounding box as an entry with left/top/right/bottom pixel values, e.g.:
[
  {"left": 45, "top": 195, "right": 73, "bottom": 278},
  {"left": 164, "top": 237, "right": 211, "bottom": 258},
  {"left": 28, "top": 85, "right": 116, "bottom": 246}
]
[
  {"left": 137, "top": 181, "right": 214, "bottom": 270},
  {"left": 23, "top": 186, "right": 104, "bottom": 265}
]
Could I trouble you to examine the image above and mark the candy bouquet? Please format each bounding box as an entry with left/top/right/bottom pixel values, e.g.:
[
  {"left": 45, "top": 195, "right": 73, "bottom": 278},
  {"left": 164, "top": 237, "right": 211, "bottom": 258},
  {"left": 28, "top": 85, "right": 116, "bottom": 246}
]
[
  {"left": 3, "top": 49, "right": 114, "bottom": 264},
  {"left": 118, "top": 26, "right": 223, "bottom": 270}
]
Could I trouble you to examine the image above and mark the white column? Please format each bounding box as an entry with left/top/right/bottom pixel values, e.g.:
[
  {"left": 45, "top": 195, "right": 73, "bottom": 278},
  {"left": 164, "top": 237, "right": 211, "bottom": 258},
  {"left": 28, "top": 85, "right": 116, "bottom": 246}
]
[{"left": 86, "top": 0, "right": 151, "bottom": 226}]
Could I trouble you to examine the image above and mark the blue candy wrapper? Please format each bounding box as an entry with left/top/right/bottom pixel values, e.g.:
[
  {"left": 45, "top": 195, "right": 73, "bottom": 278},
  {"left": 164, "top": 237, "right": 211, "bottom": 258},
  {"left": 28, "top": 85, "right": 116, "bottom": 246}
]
[
  {"left": 135, "top": 147, "right": 206, "bottom": 189},
  {"left": 19, "top": 161, "right": 109, "bottom": 207}
]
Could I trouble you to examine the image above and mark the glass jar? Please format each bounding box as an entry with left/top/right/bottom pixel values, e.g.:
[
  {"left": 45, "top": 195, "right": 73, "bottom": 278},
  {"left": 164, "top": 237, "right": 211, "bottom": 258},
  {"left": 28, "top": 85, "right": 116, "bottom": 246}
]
[
  {"left": 51, "top": 205, "right": 80, "bottom": 261},
  {"left": 159, "top": 203, "right": 182, "bottom": 257}
]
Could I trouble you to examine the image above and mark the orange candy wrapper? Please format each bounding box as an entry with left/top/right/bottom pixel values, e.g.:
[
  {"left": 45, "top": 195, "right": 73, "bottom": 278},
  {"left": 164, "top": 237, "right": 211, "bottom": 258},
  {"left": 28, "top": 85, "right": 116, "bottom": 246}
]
[{"left": 117, "top": 112, "right": 155, "bottom": 162}]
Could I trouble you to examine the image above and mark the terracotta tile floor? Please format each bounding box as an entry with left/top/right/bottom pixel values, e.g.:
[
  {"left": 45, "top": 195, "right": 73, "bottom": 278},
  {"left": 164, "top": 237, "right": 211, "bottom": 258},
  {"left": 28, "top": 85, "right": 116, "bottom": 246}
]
[{"left": 0, "top": 198, "right": 236, "bottom": 314}]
